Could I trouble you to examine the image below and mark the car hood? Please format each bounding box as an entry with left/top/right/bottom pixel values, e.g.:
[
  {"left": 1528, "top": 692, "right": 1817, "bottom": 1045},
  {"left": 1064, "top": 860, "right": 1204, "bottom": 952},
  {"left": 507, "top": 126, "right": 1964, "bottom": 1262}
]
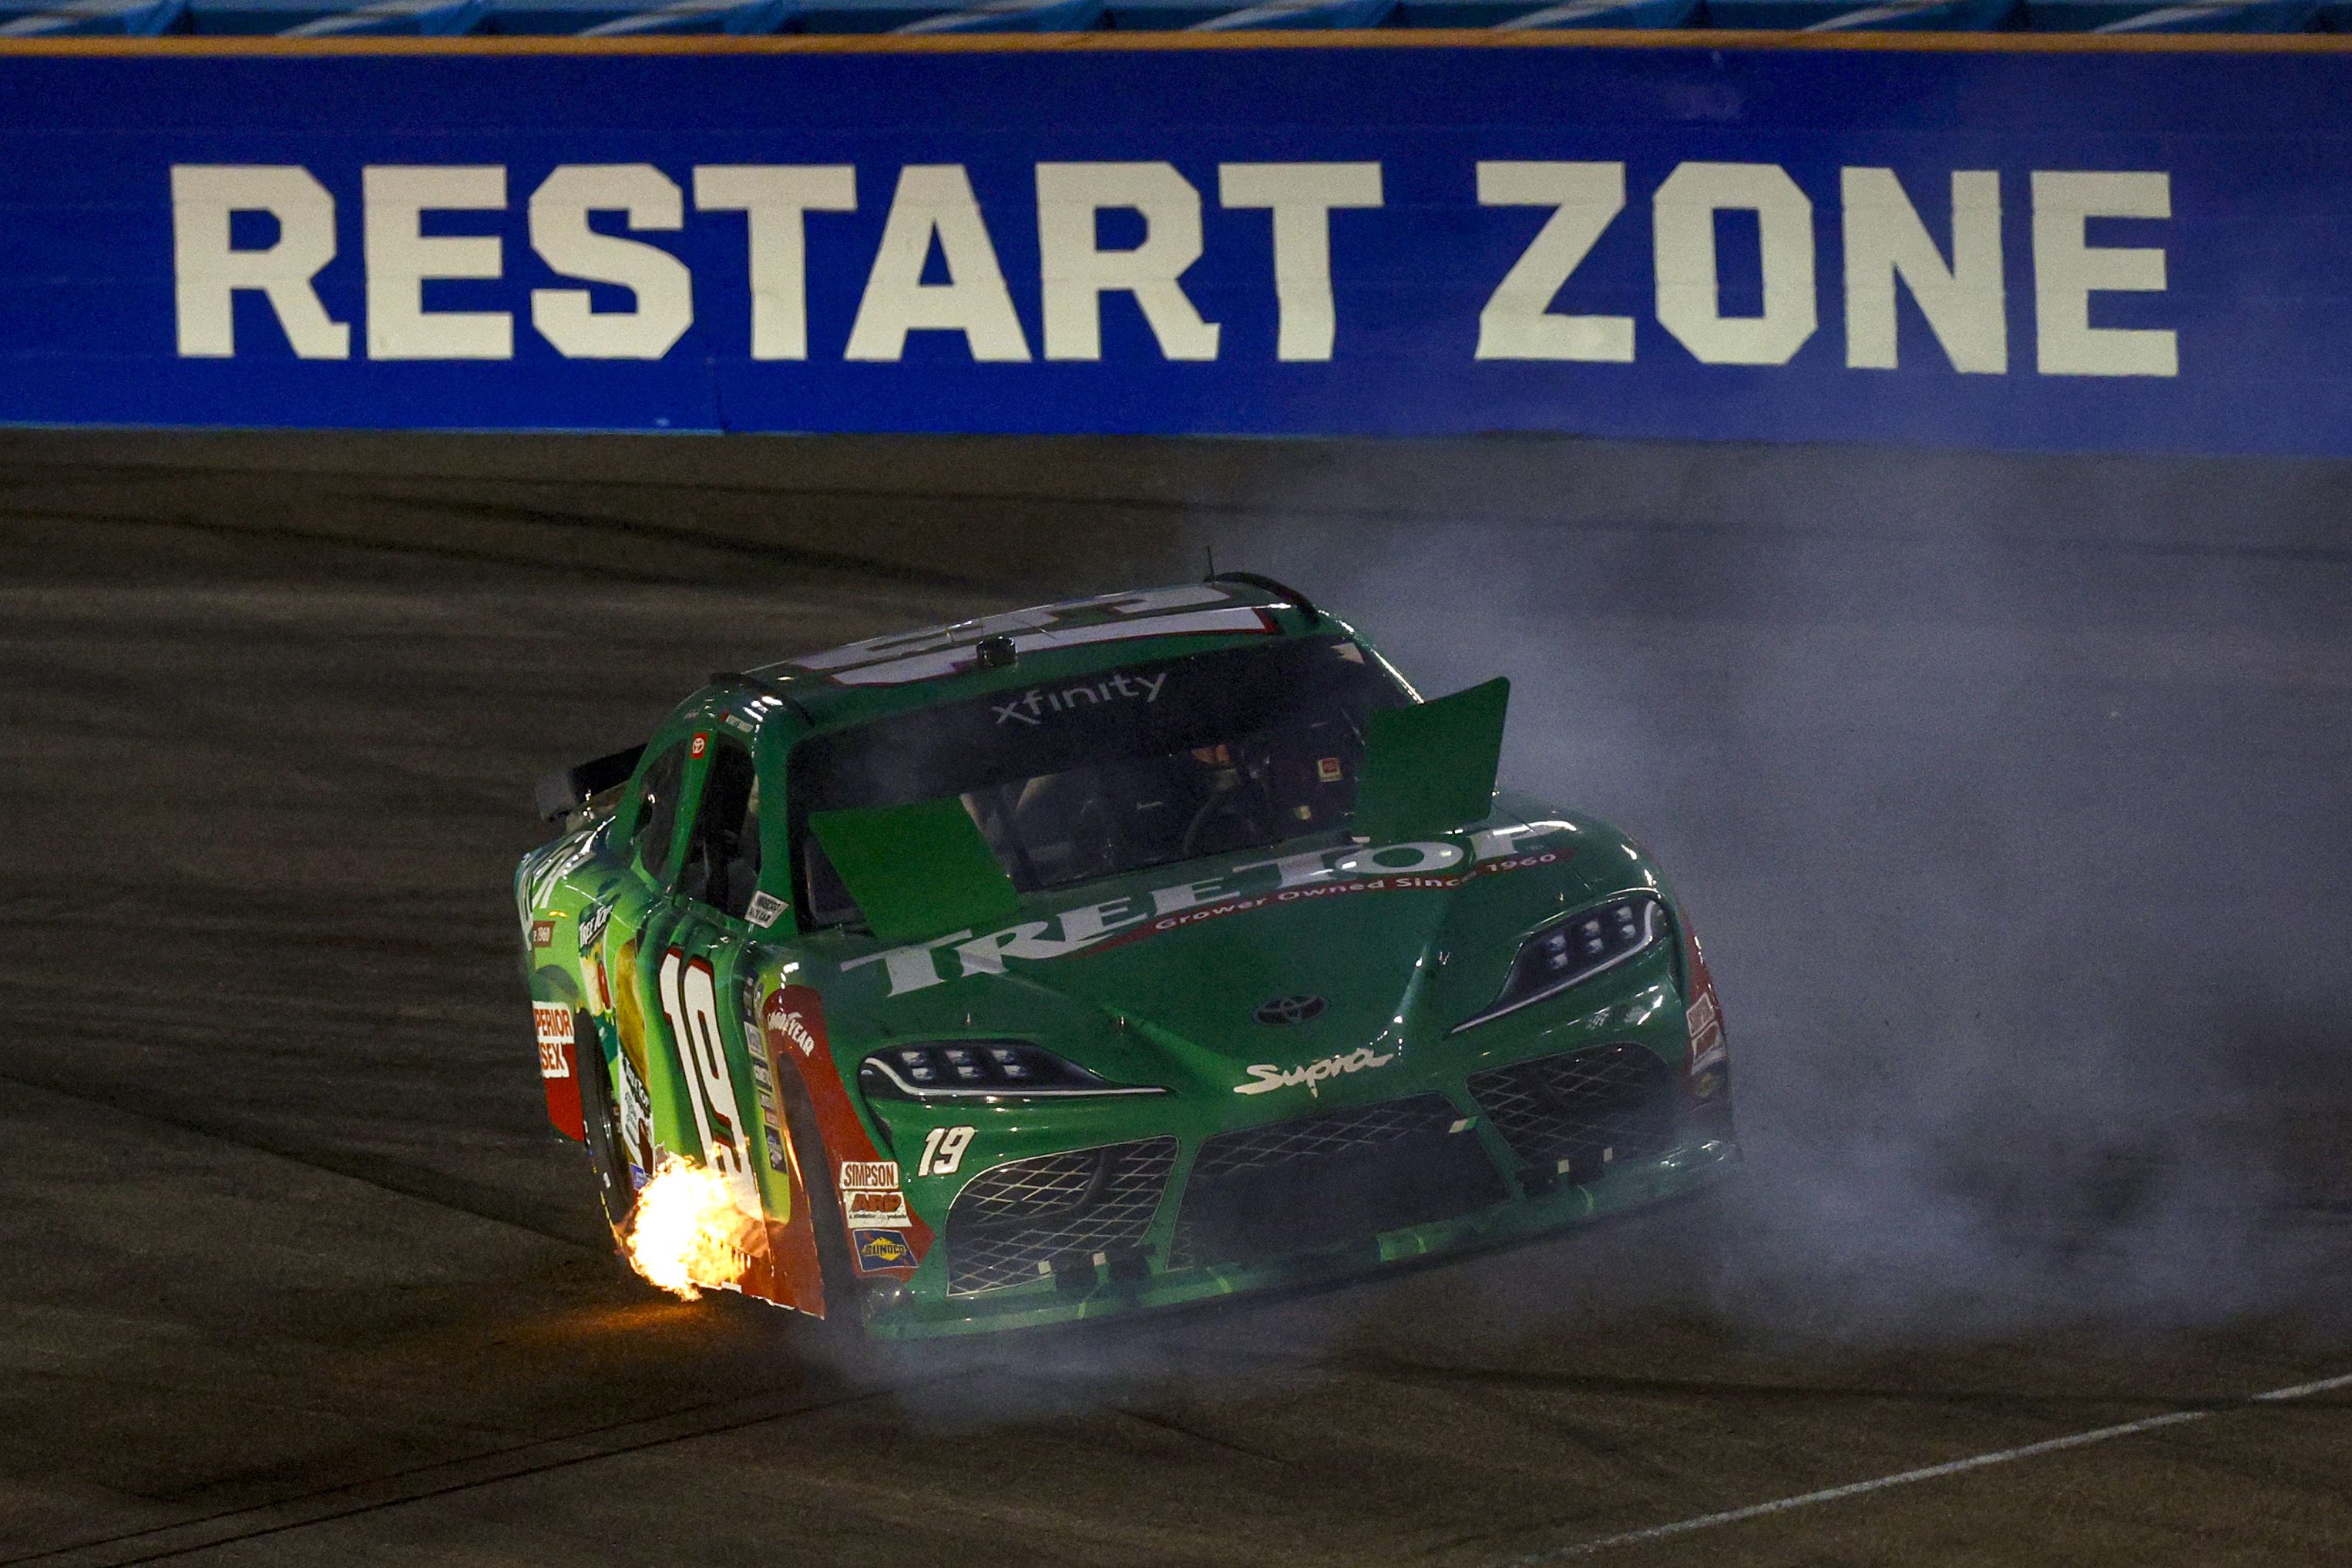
[{"left": 821, "top": 801, "right": 1662, "bottom": 1095}]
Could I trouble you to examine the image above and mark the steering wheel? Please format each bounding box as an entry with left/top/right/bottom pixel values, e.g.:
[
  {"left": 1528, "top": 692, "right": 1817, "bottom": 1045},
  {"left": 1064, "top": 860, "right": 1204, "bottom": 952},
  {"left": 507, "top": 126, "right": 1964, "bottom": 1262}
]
[{"left": 1178, "top": 787, "right": 1259, "bottom": 859}]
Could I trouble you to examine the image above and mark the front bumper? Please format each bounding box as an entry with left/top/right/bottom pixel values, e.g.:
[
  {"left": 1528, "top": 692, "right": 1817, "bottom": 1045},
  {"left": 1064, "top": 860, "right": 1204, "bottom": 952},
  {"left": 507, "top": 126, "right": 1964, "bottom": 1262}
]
[
  {"left": 865, "top": 1127, "right": 1739, "bottom": 1338},
  {"left": 858, "top": 959, "right": 1737, "bottom": 1338}
]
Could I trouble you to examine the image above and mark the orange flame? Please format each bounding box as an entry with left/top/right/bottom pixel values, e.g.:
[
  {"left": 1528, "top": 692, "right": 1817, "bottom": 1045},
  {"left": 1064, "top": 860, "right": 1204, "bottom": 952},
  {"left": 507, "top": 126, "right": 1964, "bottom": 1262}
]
[{"left": 625, "top": 1156, "right": 758, "bottom": 1301}]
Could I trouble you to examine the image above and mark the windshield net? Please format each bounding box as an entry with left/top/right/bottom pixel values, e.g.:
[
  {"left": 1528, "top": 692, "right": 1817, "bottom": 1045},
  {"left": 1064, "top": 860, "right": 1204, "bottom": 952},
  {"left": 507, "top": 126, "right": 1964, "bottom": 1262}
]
[{"left": 788, "top": 635, "right": 1410, "bottom": 928}]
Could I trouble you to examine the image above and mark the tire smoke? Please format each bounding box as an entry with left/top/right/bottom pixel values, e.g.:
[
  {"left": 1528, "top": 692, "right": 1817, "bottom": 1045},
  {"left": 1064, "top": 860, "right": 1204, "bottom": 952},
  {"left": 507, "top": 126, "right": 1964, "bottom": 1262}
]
[{"left": 1220, "top": 458, "right": 2351, "bottom": 1344}]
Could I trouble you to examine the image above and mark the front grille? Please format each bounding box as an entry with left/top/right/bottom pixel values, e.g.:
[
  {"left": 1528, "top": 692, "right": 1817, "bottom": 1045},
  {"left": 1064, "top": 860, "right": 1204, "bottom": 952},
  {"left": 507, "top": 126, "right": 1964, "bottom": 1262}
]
[
  {"left": 943, "top": 1137, "right": 1176, "bottom": 1297},
  {"left": 1172, "top": 1093, "right": 1508, "bottom": 1267},
  {"left": 1467, "top": 1043, "right": 1678, "bottom": 1181}
]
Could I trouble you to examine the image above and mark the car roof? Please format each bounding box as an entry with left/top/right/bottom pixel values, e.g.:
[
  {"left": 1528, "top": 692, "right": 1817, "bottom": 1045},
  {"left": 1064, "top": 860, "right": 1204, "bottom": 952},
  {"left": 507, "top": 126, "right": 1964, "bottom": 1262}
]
[{"left": 692, "top": 579, "right": 1338, "bottom": 737}]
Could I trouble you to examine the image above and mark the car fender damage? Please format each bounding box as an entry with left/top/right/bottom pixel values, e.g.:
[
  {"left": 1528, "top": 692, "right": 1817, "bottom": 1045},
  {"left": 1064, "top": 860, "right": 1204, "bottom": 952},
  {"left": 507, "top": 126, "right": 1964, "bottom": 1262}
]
[{"left": 760, "top": 985, "right": 935, "bottom": 1290}]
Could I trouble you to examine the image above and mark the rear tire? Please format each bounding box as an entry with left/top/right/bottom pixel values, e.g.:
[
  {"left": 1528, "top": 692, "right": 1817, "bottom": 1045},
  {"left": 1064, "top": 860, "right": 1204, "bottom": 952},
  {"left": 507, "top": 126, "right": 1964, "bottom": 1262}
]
[{"left": 572, "top": 1009, "right": 637, "bottom": 1247}]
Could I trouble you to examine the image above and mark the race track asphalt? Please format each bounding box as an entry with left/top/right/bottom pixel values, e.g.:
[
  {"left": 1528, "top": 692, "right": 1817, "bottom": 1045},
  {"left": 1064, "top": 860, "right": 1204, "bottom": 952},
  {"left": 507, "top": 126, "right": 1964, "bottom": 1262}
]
[{"left": 2, "top": 431, "right": 2347, "bottom": 1568}]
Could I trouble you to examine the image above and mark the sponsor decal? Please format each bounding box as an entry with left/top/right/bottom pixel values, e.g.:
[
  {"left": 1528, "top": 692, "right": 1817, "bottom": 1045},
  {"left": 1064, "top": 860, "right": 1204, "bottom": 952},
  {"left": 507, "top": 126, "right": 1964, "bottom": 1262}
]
[
  {"left": 721, "top": 713, "right": 754, "bottom": 735},
  {"left": 764, "top": 991, "right": 823, "bottom": 1056},
  {"left": 529, "top": 918, "right": 557, "bottom": 949},
  {"left": 839, "top": 1160, "right": 900, "bottom": 1190},
  {"left": 842, "top": 1188, "right": 913, "bottom": 1229},
  {"left": 992, "top": 669, "right": 1168, "bottom": 728},
  {"left": 1235, "top": 1043, "right": 1394, "bottom": 1098},
  {"left": 533, "top": 1002, "right": 584, "bottom": 1140},
  {"left": 689, "top": 732, "right": 708, "bottom": 759},
  {"left": 1315, "top": 756, "right": 1344, "bottom": 783},
  {"left": 1685, "top": 932, "right": 1728, "bottom": 1078},
  {"left": 852, "top": 1230, "right": 916, "bottom": 1272},
  {"left": 577, "top": 901, "right": 613, "bottom": 951},
  {"left": 617, "top": 1053, "right": 655, "bottom": 1190},
  {"left": 744, "top": 1044, "right": 788, "bottom": 1169},
  {"left": 842, "top": 822, "right": 1572, "bottom": 999},
  {"left": 744, "top": 891, "right": 788, "bottom": 929},
  {"left": 533, "top": 1002, "right": 573, "bottom": 1079}
]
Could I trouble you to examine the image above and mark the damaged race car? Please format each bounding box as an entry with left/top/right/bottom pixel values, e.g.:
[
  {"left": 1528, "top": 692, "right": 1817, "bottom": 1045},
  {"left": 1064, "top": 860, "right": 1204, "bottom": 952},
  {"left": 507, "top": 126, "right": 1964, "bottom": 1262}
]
[{"left": 516, "top": 576, "right": 1736, "bottom": 1338}]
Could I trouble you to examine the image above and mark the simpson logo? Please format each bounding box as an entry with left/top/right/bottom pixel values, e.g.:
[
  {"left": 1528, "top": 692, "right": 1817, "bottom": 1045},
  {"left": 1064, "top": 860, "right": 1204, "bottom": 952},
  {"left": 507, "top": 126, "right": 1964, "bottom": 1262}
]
[
  {"left": 851, "top": 1229, "right": 916, "bottom": 1271},
  {"left": 843, "top": 1188, "right": 912, "bottom": 1229},
  {"left": 1235, "top": 1044, "right": 1394, "bottom": 1098},
  {"left": 838, "top": 1160, "right": 900, "bottom": 1190},
  {"left": 529, "top": 918, "right": 556, "bottom": 949},
  {"left": 533, "top": 1002, "right": 573, "bottom": 1079},
  {"left": 744, "top": 891, "right": 787, "bottom": 929}
]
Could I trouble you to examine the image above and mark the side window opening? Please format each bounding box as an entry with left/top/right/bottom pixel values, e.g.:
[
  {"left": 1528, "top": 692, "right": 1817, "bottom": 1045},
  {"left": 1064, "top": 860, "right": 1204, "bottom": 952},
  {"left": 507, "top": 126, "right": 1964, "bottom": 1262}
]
[
  {"left": 679, "top": 740, "right": 761, "bottom": 920},
  {"left": 629, "top": 743, "right": 689, "bottom": 883}
]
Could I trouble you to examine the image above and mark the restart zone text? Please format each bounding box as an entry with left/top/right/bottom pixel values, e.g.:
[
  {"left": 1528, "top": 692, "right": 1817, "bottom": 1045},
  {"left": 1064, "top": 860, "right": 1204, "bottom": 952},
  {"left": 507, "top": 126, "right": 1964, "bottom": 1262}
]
[{"left": 516, "top": 578, "right": 1737, "bottom": 1337}]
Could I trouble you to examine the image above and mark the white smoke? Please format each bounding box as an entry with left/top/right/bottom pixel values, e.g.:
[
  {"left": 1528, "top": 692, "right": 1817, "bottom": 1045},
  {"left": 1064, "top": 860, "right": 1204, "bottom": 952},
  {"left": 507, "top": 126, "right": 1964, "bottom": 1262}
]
[{"left": 1213, "top": 473, "right": 2348, "bottom": 1345}]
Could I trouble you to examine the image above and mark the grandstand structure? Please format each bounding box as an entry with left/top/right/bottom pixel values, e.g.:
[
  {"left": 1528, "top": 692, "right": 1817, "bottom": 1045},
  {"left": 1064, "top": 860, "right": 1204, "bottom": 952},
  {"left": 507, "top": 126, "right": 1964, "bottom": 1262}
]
[{"left": 1, "top": 0, "right": 2344, "bottom": 39}]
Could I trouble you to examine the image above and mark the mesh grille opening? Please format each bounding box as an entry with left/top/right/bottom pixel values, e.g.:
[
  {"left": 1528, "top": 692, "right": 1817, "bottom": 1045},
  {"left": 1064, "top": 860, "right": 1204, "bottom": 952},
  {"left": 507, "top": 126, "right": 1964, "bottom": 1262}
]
[
  {"left": 943, "top": 1137, "right": 1176, "bottom": 1297},
  {"left": 1466, "top": 1043, "right": 1678, "bottom": 1179},
  {"left": 1172, "top": 1093, "right": 1507, "bottom": 1268}
]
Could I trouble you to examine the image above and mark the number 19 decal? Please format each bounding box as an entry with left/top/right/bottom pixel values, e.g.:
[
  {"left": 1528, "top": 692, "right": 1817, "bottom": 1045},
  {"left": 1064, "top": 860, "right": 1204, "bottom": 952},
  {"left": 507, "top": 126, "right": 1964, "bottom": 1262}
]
[
  {"left": 919, "top": 1125, "right": 974, "bottom": 1177},
  {"left": 657, "top": 949, "right": 763, "bottom": 1215}
]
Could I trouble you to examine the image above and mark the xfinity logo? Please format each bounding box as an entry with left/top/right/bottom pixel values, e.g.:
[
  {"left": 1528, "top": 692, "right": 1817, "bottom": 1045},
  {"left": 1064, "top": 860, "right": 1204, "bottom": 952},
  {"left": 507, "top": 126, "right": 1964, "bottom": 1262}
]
[
  {"left": 1235, "top": 1045, "right": 1395, "bottom": 1097},
  {"left": 992, "top": 670, "right": 1168, "bottom": 727}
]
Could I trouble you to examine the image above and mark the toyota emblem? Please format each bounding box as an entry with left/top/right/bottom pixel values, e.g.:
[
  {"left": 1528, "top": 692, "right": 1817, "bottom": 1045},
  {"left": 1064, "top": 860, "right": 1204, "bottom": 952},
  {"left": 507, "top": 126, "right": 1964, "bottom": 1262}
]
[{"left": 1254, "top": 994, "right": 1327, "bottom": 1026}]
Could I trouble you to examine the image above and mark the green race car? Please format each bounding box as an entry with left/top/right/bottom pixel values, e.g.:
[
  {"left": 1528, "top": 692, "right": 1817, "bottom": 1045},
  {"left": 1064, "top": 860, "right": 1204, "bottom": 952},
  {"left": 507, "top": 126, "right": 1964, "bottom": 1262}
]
[{"left": 516, "top": 576, "right": 1736, "bottom": 1338}]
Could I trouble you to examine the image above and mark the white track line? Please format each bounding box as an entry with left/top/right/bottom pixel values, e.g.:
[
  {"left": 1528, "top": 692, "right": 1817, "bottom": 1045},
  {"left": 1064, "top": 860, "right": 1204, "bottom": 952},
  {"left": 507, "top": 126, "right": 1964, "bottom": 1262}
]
[{"left": 1490, "top": 1371, "right": 2352, "bottom": 1564}]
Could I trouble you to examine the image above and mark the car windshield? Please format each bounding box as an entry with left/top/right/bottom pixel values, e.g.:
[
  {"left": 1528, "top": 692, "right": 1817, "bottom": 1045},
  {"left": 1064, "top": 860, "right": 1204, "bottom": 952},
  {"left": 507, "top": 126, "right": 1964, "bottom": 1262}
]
[{"left": 788, "top": 634, "right": 1411, "bottom": 928}]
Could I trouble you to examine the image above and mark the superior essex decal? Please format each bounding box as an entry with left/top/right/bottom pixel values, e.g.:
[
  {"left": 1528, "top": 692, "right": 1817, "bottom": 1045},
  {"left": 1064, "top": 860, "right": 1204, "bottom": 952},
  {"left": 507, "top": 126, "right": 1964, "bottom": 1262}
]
[{"left": 842, "top": 822, "right": 1572, "bottom": 997}]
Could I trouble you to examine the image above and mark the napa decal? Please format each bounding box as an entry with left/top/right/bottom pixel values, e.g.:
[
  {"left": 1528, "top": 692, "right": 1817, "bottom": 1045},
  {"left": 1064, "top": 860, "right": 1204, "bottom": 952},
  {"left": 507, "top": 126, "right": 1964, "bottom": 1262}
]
[{"left": 840, "top": 823, "right": 1571, "bottom": 998}]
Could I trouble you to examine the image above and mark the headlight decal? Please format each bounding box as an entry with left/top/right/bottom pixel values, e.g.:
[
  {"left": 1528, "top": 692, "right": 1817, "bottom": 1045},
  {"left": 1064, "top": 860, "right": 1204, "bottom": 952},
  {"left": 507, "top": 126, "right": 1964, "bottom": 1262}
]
[
  {"left": 1450, "top": 894, "right": 1668, "bottom": 1035},
  {"left": 858, "top": 1041, "right": 1167, "bottom": 1101}
]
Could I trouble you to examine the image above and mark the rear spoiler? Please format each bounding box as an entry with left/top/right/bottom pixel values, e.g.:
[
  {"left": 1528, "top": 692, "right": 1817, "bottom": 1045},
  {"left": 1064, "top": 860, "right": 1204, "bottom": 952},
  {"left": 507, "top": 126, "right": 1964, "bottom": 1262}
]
[{"left": 533, "top": 743, "right": 646, "bottom": 825}]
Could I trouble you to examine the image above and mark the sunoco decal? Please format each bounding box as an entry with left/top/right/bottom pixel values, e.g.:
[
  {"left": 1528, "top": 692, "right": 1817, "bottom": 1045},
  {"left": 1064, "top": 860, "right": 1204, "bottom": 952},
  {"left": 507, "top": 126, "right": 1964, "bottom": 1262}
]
[{"left": 842, "top": 822, "right": 1571, "bottom": 999}]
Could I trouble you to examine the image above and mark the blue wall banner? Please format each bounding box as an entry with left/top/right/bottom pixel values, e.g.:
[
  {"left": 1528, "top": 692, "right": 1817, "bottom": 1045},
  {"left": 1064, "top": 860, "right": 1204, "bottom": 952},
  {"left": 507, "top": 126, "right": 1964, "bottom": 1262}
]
[{"left": 0, "top": 33, "right": 2347, "bottom": 454}]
